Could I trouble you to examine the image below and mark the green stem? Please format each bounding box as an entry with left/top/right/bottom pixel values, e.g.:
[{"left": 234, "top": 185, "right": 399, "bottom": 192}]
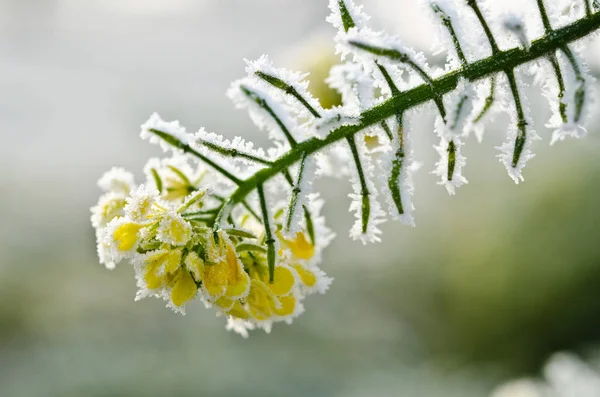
[
  {"left": 346, "top": 135, "right": 370, "bottom": 234},
  {"left": 548, "top": 54, "right": 568, "bottom": 123},
  {"left": 240, "top": 85, "right": 298, "bottom": 147},
  {"left": 505, "top": 69, "right": 528, "bottom": 168},
  {"left": 431, "top": 2, "right": 468, "bottom": 66},
  {"left": 257, "top": 184, "right": 276, "bottom": 283},
  {"left": 196, "top": 139, "right": 273, "bottom": 165},
  {"left": 467, "top": 0, "right": 500, "bottom": 54},
  {"left": 148, "top": 128, "right": 242, "bottom": 185},
  {"left": 560, "top": 45, "right": 586, "bottom": 123},
  {"left": 255, "top": 71, "right": 322, "bottom": 119},
  {"left": 535, "top": 0, "right": 553, "bottom": 33},
  {"left": 285, "top": 151, "right": 309, "bottom": 233},
  {"left": 157, "top": 12, "right": 600, "bottom": 216},
  {"left": 473, "top": 77, "right": 496, "bottom": 124}
]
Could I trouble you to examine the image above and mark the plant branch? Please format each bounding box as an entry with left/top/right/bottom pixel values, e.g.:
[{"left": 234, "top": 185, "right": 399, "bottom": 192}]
[{"left": 157, "top": 12, "right": 600, "bottom": 220}]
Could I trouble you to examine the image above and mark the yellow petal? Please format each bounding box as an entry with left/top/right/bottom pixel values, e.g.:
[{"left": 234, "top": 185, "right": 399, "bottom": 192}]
[
  {"left": 171, "top": 271, "right": 197, "bottom": 307},
  {"left": 144, "top": 265, "right": 164, "bottom": 289},
  {"left": 113, "top": 223, "right": 142, "bottom": 251},
  {"left": 267, "top": 266, "right": 295, "bottom": 296},
  {"left": 215, "top": 296, "right": 235, "bottom": 310},
  {"left": 227, "top": 301, "right": 250, "bottom": 320},
  {"left": 273, "top": 295, "right": 296, "bottom": 317},
  {"left": 247, "top": 280, "right": 274, "bottom": 321},
  {"left": 164, "top": 249, "right": 183, "bottom": 274},
  {"left": 292, "top": 264, "right": 317, "bottom": 287},
  {"left": 223, "top": 243, "right": 250, "bottom": 298},
  {"left": 283, "top": 232, "right": 314, "bottom": 260}
]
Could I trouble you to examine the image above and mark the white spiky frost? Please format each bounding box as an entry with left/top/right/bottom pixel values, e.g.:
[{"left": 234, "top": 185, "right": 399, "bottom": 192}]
[
  {"left": 283, "top": 155, "right": 317, "bottom": 238},
  {"left": 431, "top": 81, "right": 476, "bottom": 194},
  {"left": 347, "top": 135, "right": 387, "bottom": 244},
  {"left": 327, "top": 62, "right": 376, "bottom": 112},
  {"left": 497, "top": 75, "right": 540, "bottom": 184},
  {"left": 97, "top": 167, "right": 135, "bottom": 196},
  {"left": 341, "top": 27, "right": 432, "bottom": 78},
  {"left": 327, "top": 0, "right": 370, "bottom": 59},
  {"left": 245, "top": 55, "right": 324, "bottom": 126},
  {"left": 421, "top": 0, "right": 471, "bottom": 68},
  {"left": 377, "top": 114, "right": 419, "bottom": 226},
  {"left": 502, "top": 12, "right": 530, "bottom": 50},
  {"left": 227, "top": 78, "right": 308, "bottom": 145},
  {"left": 551, "top": 49, "right": 593, "bottom": 145},
  {"left": 141, "top": 113, "right": 190, "bottom": 152}
]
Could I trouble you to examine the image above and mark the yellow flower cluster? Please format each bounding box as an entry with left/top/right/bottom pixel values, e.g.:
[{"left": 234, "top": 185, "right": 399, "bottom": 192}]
[{"left": 92, "top": 158, "right": 333, "bottom": 336}]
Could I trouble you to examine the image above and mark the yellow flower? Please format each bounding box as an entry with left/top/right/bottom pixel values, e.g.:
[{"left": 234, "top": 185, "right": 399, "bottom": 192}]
[
  {"left": 247, "top": 280, "right": 277, "bottom": 321},
  {"left": 246, "top": 280, "right": 297, "bottom": 320},
  {"left": 195, "top": 232, "right": 250, "bottom": 300},
  {"left": 171, "top": 270, "right": 197, "bottom": 307},
  {"left": 273, "top": 294, "right": 296, "bottom": 316},
  {"left": 280, "top": 231, "right": 314, "bottom": 260},
  {"left": 264, "top": 266, "right": 295, "bottom": 296},
  {"left": 113, "top": 222, "right": 143, "bottom": 251},
  {"left": 291, "top": 264, "right": 317, "bottom": 287},
  {"left": 157, "top": 213, "right": 191, "bottom": 246},
  {"left": 143, "top": 249, "right": 183, "bottom": 289},
  {"left": 92, "top": 194, "right": 126, "bottom": 228}
]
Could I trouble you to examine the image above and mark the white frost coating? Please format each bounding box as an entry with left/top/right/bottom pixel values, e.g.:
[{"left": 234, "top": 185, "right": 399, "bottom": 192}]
[
  {"left": 190, "top": 128, "right": 268, "bottom": 179},
  {"left": 377, "top": 114, "right": 418, "bottom": 226},
  {"left": 347, "top": 135, "right": 386, "bottom": 244},
  {"left": 327, "top": 62, "right": 376, "bottom": 112},
  {"left": 421, "top": 0, "right": 470, "bottom": 69},
  {"left": 140, "top": 113, "right": 189, "bottom": 152},
  {"left": 497, "top": 76, "right": 540, "bottom": 184},
  {"left": 432, "top": 134, "right": 468, "bottom": 195},
  {"left": 327, "top": 0, "right": 370, "bottom": 59},
  {"left": 466, "top": 77, "right": 508, "bottom": 143},
  {"left": 98, "top": 167, "right": 135, "bottom": 196},
  {"left": 227, "top": 78, "right": 307, "bottom": 145},
  {"left": 431, "top": 81, "right": 475, "bottom": 194},
  {"left": 283, "top": 155, "right": 317, "bottom": 238},
  {"left": 502, "top": 12, "right": 530, "bottom": 50},
  {"left": 445, "top": 80, "right": 477, "bottom": 138},
  {"left": 340, "top": 27, "right": 432, "bottom": 78},
  {"left": 549, "top": 49, "right": 593, "bottom": 145},
  {"left": 305, "top": 193, "right": 336, "bottom": 266},
  {"left": 315, "top": 141, "right": 354, "bottom": 179},
  {"left": 245, "top": 55, "right": 324, "bottom": 126}
]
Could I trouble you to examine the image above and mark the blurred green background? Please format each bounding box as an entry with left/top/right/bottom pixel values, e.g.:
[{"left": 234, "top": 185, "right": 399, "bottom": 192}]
[{"left": 2, "top": 1, "right": 600, "bottom": 396}]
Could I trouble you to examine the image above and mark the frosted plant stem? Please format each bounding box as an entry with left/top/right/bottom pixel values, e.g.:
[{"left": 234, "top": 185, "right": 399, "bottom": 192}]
[
  {"left": 535, "top": 0, "right": 552, "bottom": 32},
  {"left": 376, "top": 62, "right": 407, "bottom": 214},
  {"left": 346, "top": 135, "right": 370, "bottom": 234},
  {"left": 255, "top": 71, "right": 322, "bottom": 118},
  {"left": 473, "top": 77, "right": 496, "bottom": 124},
  {"left": 285, "top": 151, "right": 308, "bottom": 233},
  {"left": 431, "top": 2, "right": 468, "bottom": 66},
  {"left": 585, "top": 0, "right": 593, "bottom": 17},
  {"left": 257, "top": 183, "right": 276, "bottom": 282},
  {"left": 240, "top": 85, "right": 298, "bottom": 147},
  {"left": 155, "top": 12, "right": 600, "bottom": 224},
  {"left": 467, "top": 0, "right": 499, "bottom": 55},
  {"left": 148, "top": 128, "right": 242, "bottom": 185},
  {"left": 196, "top": 139, "right": 274, "bottom": 165},
  {"left": 505, "top": 69, "right": 528, "bottom": 167},
  {"left": 560, "top": 45, "right": 587, "bottom": 123},
  {"left": 548, "top": 54, "right": 568, "bottom": 123}
]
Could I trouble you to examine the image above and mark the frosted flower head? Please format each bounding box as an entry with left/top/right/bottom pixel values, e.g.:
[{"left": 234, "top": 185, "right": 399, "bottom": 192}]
[
  {"left": 123, "top": 186, "right": 159, "bottom": 222},
  {"left": 157, "top": 212, "right": 192, "bottom": 246},
  {"left": 97, "top": 167, "right": 135, "bottom": 196}
]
